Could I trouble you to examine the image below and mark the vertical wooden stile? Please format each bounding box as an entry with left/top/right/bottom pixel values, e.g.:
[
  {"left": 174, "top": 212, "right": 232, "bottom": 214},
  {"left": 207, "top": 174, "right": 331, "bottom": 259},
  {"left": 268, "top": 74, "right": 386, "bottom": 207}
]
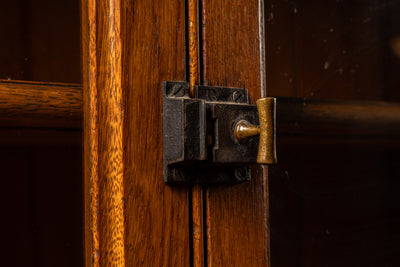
[
  {"left": 83, "top": 0, "right": 190, "bottom": 265},
  {"left": 82, "top": 0, "right": 99, "bottom": 265},
  {"left": 201, "top": 0, "right": 271, "bottom": 266},
  {"left": 82, "top": 0, "right": 125, "bottom": 266},
  {"left": 188, "top": 0, "right": 205, "bottom": 266}
]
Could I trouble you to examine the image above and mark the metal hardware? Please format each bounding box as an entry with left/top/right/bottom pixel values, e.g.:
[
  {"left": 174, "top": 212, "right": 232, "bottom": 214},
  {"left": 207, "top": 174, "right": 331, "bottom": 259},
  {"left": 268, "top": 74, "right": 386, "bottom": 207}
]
[
  {"left": 234, "top": 98, "right": 277, "bottom": 164},
  {"left": 256, "top": 98, "right": 277, "bottom": 164},
  {"left": 234, "top": 120, "right": 260, "bottom": 140},
  {"left": 162, "top": 81, "right": 276, "bottom": 184}
]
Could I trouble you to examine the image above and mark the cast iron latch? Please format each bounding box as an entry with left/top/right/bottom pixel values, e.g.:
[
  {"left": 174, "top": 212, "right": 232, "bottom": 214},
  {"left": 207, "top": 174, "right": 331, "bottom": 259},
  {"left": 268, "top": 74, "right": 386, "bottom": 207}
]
[{"left": 162, "top": 81, "right": 276, "bottom": 184}]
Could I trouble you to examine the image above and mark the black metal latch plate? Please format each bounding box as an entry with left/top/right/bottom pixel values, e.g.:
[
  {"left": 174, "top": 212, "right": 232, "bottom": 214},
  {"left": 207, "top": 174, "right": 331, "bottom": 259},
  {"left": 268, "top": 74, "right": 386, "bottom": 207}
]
[{"left": 162, "top": 81, "right": 258, "bottom": 184}]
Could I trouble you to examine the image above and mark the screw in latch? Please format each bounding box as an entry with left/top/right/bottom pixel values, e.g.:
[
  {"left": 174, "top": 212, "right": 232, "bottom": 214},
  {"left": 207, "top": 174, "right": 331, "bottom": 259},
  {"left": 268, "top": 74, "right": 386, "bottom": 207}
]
[
  {"left": 169, "top": 168, "right": 185, "bottom": 181},
  {"left": 232, "top": 90, "right": 244, "bottom": 103},
  {"left": 206, "top": 88, "right": 219, "bottom": 101},
  {"left": 234, "top": 167, "right": 249, "bottom": 181},
  {"left": 167, "top": 83, "right": 186, "bottom": 97}
]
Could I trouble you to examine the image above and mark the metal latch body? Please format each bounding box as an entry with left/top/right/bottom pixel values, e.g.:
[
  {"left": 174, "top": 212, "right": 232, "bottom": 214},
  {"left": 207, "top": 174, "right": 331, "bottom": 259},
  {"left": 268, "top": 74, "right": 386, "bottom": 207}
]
[{"left": 163, "top": 81, "right": 259, "bottom": 183}]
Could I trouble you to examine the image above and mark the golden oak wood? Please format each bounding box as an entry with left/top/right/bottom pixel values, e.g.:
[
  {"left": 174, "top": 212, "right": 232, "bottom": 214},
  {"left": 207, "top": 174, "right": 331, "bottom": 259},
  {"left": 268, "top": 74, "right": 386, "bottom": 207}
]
[
  {"left": 83, "top": 0, "right": 190, "bottom": 265},
  {"left": 0, "top": 80, "right": 81, "bottom": 128},
  {"left": 81, "top": 0, "right": 99, "bottom": 265},
  {"left": 3, "top": 79, "right": 400, "bottom": 139},
  {"left": 82, "top": 0, "right": 123, "bottom": 265},
  {"left": 188, "top": 1, "right": 205, "bottom": 267},
  {"left": 201, "top": 0, "right": 270, "bottom": 266},
  {"left": 121, "top": 0, "right": 189, "bottom": 265},
  {"left": 189, "top": 0, "right": 200, "bottom": 96},
  {"left": 96, "top": 1, "right": 126, "bottom": 266}
]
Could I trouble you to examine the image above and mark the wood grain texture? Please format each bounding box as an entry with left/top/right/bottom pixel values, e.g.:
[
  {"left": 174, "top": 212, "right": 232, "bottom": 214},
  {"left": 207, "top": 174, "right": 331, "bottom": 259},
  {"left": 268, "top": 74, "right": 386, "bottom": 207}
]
[
  {"left": 121, "top": 0, "right": 189, "bottom": 265},
  {"left": 201, "top": 0, "right": 270, "bottom": 266},
  {"left": 82, "top": 0, "right": 100, "bottom": 266},
  {"left": 188, "top": 0, "right": 204, "bottom": 267},
  {"left": 2, "top": 77, "right": 400, "bottom": 139},
  {"left": 191, "top": 185, "right": 204, "bottom": 267},
  {"left": 0, "top": 80, "right": 81, "bottom": 128},
  {"left": 96, "top": 0, "right": 125, "bottom": 265},
  {"left": 189, "top": 0, "right": 200, "bottom": 95},
  {"left": 82, "top": 0, "right": 125, "bottom": 266}
]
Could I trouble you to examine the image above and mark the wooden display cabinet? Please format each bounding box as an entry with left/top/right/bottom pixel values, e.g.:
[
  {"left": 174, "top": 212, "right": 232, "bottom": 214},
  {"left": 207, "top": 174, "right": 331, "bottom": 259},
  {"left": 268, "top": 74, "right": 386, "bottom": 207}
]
[{"left": 2, "top": 0, "right": 400, "bottom": 266}]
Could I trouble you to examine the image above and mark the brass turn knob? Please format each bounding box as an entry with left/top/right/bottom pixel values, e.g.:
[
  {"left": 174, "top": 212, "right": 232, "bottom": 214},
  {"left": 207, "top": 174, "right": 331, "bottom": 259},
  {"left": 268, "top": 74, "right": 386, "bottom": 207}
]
[{"left": 234, "top": 97, "right": 277, "bottom": 165}]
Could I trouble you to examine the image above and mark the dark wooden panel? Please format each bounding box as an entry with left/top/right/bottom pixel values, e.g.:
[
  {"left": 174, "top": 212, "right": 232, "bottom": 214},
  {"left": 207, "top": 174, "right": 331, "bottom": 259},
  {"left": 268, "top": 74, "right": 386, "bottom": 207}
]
[
  {"left": 202, "top": 0, "right": 270, "bottom": 266},
  {"left": 0, "top": 81, "right": 82, "bottom": 129}
]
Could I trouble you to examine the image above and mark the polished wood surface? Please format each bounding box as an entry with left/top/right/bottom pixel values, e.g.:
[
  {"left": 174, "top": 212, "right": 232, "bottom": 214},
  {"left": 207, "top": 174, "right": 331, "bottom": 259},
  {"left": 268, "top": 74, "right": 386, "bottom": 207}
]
[
  {"left": 81, "top": 0, "right": 99, "bottom": 266},
  {"left": 2, "top": 79, "right": 400, "bottom": 140},
  {"left": 202, "top": 0, "right": 270, "bottom": 266},
  {"left": 121, "top": 0, "right": 189, "bottom": 265},
  {"left": 96, "top": 0, "right": 125, "bottom": 266},
  {"left": 82, "top": 0, "right": 125, "bottom": 265},
  {"left": 0, "top": 80, "right": 81, "bottom": 128},
  {"left": 82, "top": 0, "right": 190, "bottom": 265},
  {"left": 189, "top": 0, "right": 200, "bottom": 96},
  {"left": 188, "top": 1, "right": 205, "bottom": 266}
]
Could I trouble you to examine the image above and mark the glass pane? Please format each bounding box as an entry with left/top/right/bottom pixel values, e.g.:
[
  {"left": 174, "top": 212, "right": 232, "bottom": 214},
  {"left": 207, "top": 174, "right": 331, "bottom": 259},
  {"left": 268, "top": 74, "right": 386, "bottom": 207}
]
[
  {"left": 0, "top": 0, "right": 80, "bottom": 83},
  {"left": 266, "top": 0, "right": 400, "bottom": 102},
  {"left": 266, "top": 1, "right": 400, "bottom": 266}
]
